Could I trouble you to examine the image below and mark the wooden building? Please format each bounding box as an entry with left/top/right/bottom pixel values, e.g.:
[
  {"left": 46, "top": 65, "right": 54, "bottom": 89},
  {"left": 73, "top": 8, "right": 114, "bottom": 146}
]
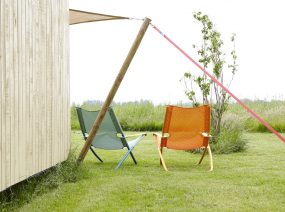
[{"left": 0, "top": 0, "right": 70, "bottom": 192}]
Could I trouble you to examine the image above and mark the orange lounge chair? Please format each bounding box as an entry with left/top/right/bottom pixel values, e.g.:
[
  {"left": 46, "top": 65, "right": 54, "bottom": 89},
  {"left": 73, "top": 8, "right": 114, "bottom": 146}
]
[{"left": 153, "top": 105, "right": 213, "bottom": 171}]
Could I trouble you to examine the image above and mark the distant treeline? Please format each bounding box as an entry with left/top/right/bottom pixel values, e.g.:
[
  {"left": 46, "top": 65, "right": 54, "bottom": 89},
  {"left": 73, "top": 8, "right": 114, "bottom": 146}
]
[{"left": 71, "top": 99, "right": 285, "bottom": 133}]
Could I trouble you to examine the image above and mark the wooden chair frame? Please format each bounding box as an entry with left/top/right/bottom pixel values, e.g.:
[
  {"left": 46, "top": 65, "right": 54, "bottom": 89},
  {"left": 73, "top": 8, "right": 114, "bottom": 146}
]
[{"left": 153, "top": 133, "right": 213, "bottom": 171}]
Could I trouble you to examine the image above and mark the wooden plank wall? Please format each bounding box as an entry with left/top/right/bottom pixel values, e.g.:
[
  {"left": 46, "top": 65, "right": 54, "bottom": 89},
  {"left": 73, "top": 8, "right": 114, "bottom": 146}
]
[{"left": 0, "top": 0, "right": 70, "bottom": 192}]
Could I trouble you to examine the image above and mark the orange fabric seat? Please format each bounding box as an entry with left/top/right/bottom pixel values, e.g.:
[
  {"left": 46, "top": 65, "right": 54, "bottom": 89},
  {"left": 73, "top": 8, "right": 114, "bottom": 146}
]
[{"left": 153, "top": 105, "right": 213, "bottom": 171}]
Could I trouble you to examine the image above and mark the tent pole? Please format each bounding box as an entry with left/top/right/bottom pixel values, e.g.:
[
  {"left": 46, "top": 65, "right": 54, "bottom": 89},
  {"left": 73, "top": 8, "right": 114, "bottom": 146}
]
[{"left": 77, "top": 17, "right": 151, "bottom": 163}]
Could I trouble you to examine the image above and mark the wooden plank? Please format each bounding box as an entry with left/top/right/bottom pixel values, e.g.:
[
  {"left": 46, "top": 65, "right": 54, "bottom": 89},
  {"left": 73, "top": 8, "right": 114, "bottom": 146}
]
[
  {"left": 40, "top": 0, "right": 47, "bottom": 172},
  {"left": 12, "top": 0, "right": 19, "bottom": 184},
  {"left": 31, "top": 0, "right": 36, "bottom": 175},
  {"left": 0, "top": 0, "right": 4, "bottom": 191},
  {"left": 22, "top": 0, "right": 27, "bottom": 179},
  {"left": 63, "top": 0, "right": 70, "bottom": 160},
  {"left": 55, "top": 0, "right": 60, "bottom": 165},
  {"left": 5, "top": 0, "right": 12, "bottom": 189},
  {"left": 34, "top": 0, "right": 40, "bottom": 174},
  {"left": 46, "top": 0, "right": 52, "bottom": 169},
  {"left": 66, "top": 0, "right": 70, "bottom": 160},
  {"left": 25, "top": 0, "right": 33, "bottom": 179},
  {"left": 61, "top": 0, "right": 69, "bottom": 162},
  {"left": 18, "top": 0, "right": 26, "bottom": 181},
  {"left": 58, "top": 0, "right": 63, "bottom": 162},
  {"left": 51, "top": 0, "right": 56, "bottom": 166}
]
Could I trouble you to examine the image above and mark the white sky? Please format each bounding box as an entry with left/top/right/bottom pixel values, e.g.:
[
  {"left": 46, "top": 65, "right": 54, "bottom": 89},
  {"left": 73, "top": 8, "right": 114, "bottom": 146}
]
[{"left": 69, "top": 0, "right": 285, "bottom": 105}]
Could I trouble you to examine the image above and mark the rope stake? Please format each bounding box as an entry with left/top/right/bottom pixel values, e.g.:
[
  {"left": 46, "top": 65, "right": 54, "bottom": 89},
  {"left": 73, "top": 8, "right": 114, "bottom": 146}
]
[{"left": 151, "top": 23, "right": 285, "bottom": 143}]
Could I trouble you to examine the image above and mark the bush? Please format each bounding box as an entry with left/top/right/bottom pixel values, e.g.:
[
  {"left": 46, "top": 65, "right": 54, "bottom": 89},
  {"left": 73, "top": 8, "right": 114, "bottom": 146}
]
[
  {"left": 211, "top": 114, "right": 247, "bottom": 154},
  {"left": 0, "top": 150, "right": 80, "bottom": 211},
  {"left": 40, "top": 149, "right": 79, "bottom": 189}
]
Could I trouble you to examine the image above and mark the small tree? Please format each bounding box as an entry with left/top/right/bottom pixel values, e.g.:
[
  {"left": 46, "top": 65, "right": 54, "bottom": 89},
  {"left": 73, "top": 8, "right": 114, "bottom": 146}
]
[{"left": 182, "top": 12, "right": 238, "bottom": 143}]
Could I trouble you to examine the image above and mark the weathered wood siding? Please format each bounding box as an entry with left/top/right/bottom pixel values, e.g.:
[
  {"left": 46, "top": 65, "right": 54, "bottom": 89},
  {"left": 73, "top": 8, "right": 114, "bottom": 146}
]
[{"left": 0, "top": 0, "right": 70, "bottom": 192}]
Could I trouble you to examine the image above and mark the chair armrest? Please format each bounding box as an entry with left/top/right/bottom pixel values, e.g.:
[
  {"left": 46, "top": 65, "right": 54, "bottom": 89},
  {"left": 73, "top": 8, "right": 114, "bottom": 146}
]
[
  {"left": 153, "top": 133, "right": 169, "bottom": 138},
  {"left": 153, "top": 133, "right": 162, "bottom": 139},
  {"left": 117, "top": 133, "right": 147, "bottom": 139},
  {"left": 201, "top": 132, "right": 212, "bottom": 138}
]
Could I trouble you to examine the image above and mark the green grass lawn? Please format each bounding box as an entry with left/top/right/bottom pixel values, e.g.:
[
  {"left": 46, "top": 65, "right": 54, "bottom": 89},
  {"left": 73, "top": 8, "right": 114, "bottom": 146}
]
[{"left": 17, "top": 132, "right": 285, "bottom": 211}]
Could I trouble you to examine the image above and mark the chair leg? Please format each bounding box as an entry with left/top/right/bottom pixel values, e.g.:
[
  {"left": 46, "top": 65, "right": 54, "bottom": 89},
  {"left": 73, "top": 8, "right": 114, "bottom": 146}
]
[
  {"left": 115, "top": 134, "right": 146, "bottom": 169},
  {"left": 115, "top": 148, "right": 134, "bottom": 169},
  {"left": 157, "top": 146, "right": 168, "bottom": 171},
  {"left": 197, "top": 145, "right": 213, "bottom": 171},
  {"left": 160, "top": 147, "right": 163, "bottom": 165},
  {"left": 153, "top": 134, "right": 168, "bottom": 171},
  {"left": 129, "top": 150, "right": 137, "bottom": 164},
  {"left": 207, "top": 145, "right": 213, "bottom": 171},
  {"left": 197, "top": 147, "right": 207, "bottom": 165},
  {"left": 89, "top": 147, "right": 103, "bottom": 163}
]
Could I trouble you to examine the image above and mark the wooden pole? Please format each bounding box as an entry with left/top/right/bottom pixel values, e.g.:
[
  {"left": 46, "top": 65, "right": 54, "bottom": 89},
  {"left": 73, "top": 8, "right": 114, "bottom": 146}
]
[{"left": 77, "top": 17, "right": 151, "bottom": 163}]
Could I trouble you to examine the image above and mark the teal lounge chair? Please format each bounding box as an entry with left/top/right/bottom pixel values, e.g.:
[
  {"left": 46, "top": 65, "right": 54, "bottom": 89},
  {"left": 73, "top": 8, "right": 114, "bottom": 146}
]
[{"left": 76, "top": 107, "right": 146, "bottom": 169}]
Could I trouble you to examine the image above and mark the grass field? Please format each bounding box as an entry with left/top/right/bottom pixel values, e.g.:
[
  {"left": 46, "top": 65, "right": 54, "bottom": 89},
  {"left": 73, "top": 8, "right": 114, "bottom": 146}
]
[{"left": 13, "top": 131, "right": 285, "bottom": 211}]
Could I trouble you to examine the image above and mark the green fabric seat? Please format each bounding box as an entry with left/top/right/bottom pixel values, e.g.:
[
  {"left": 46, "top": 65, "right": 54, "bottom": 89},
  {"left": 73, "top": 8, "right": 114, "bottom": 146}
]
[{"left": 76, "top": 107, "right": 146, "bottom": 169}]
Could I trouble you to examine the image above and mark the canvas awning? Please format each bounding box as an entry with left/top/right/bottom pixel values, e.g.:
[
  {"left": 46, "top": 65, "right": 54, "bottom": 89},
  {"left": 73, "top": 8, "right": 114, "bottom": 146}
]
[{"left": 69, "top": 9, "right": 129, "bottom": 25}]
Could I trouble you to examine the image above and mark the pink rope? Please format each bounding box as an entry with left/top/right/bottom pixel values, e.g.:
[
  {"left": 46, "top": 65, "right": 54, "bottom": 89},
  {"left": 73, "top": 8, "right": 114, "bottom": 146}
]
[{"left": 151, "top": 24, "right": 285, "bottom": 143}]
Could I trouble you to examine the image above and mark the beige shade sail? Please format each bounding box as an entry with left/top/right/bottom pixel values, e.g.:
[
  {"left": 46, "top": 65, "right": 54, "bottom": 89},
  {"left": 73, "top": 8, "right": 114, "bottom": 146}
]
[{"left": 70, "top": 9, "right": 129, "bottom": 25}]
